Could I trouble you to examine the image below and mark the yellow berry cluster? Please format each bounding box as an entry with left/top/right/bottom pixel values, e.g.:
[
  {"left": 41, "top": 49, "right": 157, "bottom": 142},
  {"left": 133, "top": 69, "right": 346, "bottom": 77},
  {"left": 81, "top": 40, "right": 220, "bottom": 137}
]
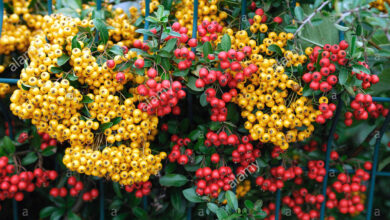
[
  {"left": 234, "top": 61, "right": 320, "bottom": 150},
  {"left": 175, "top": 0, "right": 228, "bottom": 37},
  {"left": 0, "top": 84, "right": 11, "bottom": 97},
  {"left": 370, "top": 0, "right": 390, "bottom": 12},
  {"left": 236, "top": 180, "right": 251, "bottom": 198},
  {"left": 42, "top": 14, "right": 81, "bottom": 46},
  {"left": 140, "top": 0, "right": 160, "bottom": 16},
  {"left": 249, "top": 15, "right": 269, "bottom": 34},
  {"left": 107, "top": 8, "right": 139, "bottom": 47},
  {"left": 63, "top": 144, "right": 167, "bottom": 185},
  {"left": 0, "top": 15, "right": 31, "bottom": 54}
]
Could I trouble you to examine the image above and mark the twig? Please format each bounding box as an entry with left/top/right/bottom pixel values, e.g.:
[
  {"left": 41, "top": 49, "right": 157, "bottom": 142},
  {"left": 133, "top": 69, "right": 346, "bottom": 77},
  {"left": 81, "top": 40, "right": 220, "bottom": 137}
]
[
  {"left": 294, "top": 0, "right": 331, "bottom": 37},
  {"left": 335, "top": 6, "right": 370, "bottom": 24}
]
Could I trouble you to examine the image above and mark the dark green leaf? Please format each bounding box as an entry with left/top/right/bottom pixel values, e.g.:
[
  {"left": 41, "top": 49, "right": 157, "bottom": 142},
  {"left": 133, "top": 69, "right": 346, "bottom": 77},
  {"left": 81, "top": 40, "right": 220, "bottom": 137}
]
[
  {"left": 21, "top": 83, "right": 30, "bottom": 91},
  {"left": 188, "top": 129, "right": 202, "bottom": 141},
  {"left": 71, "top": 36, "right": 81, "bottom": 49},
  {"left": 202, "top": 42, "right": 213, "bottom": 61},
  {"left": 183, "top": 188, "right": 203, "bottom": 203},
  {"left": 294, "top": 6, "right": 304, "bottom": 21},
  {"left": 173, "top": 70, "right": 188, "bottom": 77},
  {"left": 350, "top": 35, "right": 356, "bottom": 55},
  {"left": 245, "top": 200, "right": 254, "bottom": 209},
  {"left": 207, "top": 203, "right": 219, "bottom": 214},
  {"left": 94, "top": 19, "right": 109, "bottom": 44},
  {"left": 112, "top": 213, "right": 130, "bottom": 220},
  {"left": 132, "top": 207, "right": 147, "bottom": 218},
  {"left": 111, "top": 117, "right": 122, "bottom": 126},
  {"left": 67, "top": 211, "right": 82, "bottom": 220},
  {"left": 81, "top": 96, "right": 93, "bottom": 104},
  {"left": 2, "top": 136, "right": 15, "bottom": 154},
  {"left": 311, "top": 17, "right": 323, "bottom": 26},
  {"left": 339, "top": 68, "right": 348, "bottom": 85},
  {"left": 334, "top": 23, "right": 349, "bottom": 31},
  {"left": 284, "top": 25, "right": 297, "bottom": 33},
  {"left": 268, "top": 44, "right": 283, "bottom": 56},
  {"left": 187, "top": 76, "right": 204, "bottom": 92},
  {"left": 40, "top": 206, "right": 57, "bottom": 218},
  {"left": 169, "top": 31, "right": 182, "bottom": 37},
  {"left": 220, "top": 34, "right": 231, "bottom": 52},
  {"left": 113, "top": 182, "right": 123, "bottom": 198},
  {"left": 314, "top": 0, "right": 322, "bottom": 8},
  {"left": 100, "top": 122, "right": 113, "bottom": 131},
  {"left": 356, "top": 23, "right": 362, "bottom": 36},
  {"left": 57, "top": 54, "right": 70, "bottom": 66},
  {"left": 50, "top": 67, "right": 62, "bottom": 74},
  {"left": 352, "top": 64, "right": 370, "bottom": 74},
  {"left": 216, "top": 209, "right": 228, "bottom": 219},
  {"left": 42, "top": 146, "right": 56, "bottom": 157},
  {"left": 167, "top": 120, "right": 179, "bottom": 134},
  {"left": 171, "top": 191, "right": 185, "bottom": 213},
  {"left": 21, "top": 152, "right": 38, "bottom": 166},
  {"left": 66, "top": 73, "right": 78, "bottom": 81},
  {"left": 200, "top": 93, "right": 208, "bottom": 107},
  {"left": 109, "top": 45, "right": 124, "bottom": 56},
  {"left": 159, "top": 174, "right": 188, "bottom": 187},
  {"left": 163, "top": 38, "right": 177, "bottom": 52},
  {"left": 226, "top": 190, "right": 238, "bottom": 211}
]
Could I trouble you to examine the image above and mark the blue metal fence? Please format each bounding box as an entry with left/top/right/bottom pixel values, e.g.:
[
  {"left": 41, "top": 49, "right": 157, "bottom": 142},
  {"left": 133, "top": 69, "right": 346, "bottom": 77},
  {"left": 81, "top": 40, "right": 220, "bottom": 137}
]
[{"left": 1, "top": 0, "right": 390, "bottom": 219}]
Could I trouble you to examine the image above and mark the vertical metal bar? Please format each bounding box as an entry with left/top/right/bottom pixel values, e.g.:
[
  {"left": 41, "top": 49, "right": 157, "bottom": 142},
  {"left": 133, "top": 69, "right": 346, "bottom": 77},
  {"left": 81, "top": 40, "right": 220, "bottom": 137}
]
[
  {"left": 240, "top": 0, "right": 247, "bottom": 30},
  {"left": 48, "top": 0, "right": 52, "bottom": 15},
  {"left": 187, "top": 207, "right": 192, "bottom": 220},
  {"left": 338, "top": 22, "right": 345, "bottom": 41},
  {"left": 142, "top": 196, "right": 147, "bottom": 210},
  {"left": 275, "top": 189, "right": 281, "bottom": 220},
  {"left": 191, "top": 0, "right": 198, "bottom": 53},
  {"left": 99, "top": 180, "right": 104, "bottom": 220},
  {"left": 96, "top": 0, "right": 102, "bottom": 10},
  {"left": 366, "top": 112, "right": 390, "bottom": 220},
  {"left": 144, "top": 0, "right": 150, "bottom": 41},
  {"left": 0, "top": 0, "right": 4, "bottom": 38},
  {"left": 319, "top": 98, "right": 343, "bottom": 219}
]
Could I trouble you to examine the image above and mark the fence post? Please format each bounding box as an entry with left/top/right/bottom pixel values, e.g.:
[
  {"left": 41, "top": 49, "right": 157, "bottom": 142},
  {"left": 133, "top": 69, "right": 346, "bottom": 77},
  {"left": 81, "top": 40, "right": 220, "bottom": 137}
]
[
  {"left": 0, "top": 0, "right": 4, "bottom": 38},
  {"left": 275, "top": 189, "right": 281, "bottom": 220},
  {"left": 48, "top": 0, "right": 52, "bottom": 15},
  {"left": 144, "top": 0, "right": 150, "bottom": 41},
  {"left": 240, "top": 0, "right": 246, "bottom": 30},
  {"left": 366, "top": 112, "right": 390, "bottom": 220},
  {"left": 319, "top": 97, "right": 343, "bottom": 220}
]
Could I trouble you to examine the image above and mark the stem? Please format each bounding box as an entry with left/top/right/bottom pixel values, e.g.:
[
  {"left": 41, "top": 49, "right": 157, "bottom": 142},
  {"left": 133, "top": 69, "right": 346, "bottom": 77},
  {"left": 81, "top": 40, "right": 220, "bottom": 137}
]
[{"left": 294, "top": 0, "right": 331, "bottom": 37}]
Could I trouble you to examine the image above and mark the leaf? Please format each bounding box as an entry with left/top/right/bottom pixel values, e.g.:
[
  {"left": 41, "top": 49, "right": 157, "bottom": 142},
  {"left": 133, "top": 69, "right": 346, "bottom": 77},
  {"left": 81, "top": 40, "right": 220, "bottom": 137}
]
[
  {"left": 66, "top": 73, "right": 78, "bottom": 81},
  {"left": 162, "top": 38, "right": 177, "bottom": 52},
  {"left": 112, "top": 213, "right": 130, "bottom": 220},
  {"left": 171, "top": 191, "right": 184, "bottom": 212},
  {"left": 109, "top": 45, "right": 124, "bottom": 56},
  {"left": 268, "top": 44, "right": 283, "bottom": 56},
  {"left": 173, "top": 70, "right": 188, "bottom": 77},
  {"left": 40, "top": 206, "right": 57, "bottom": 218},
  {"left": 56, "top": 8, "right": 79, "bottom": 18},
  {"left": 202, "top": 42, "right": 213, "bottom": 61},
  {"left": 94, "top": 19, "right": 109, "bottom": 44},
  {"left": 216, "top": 209, "right": 228, "bottom": 219},
  {"left": 57, "top": 54, "right": 70, "bottom": 66},
  {"left": 169, "top": 31, "right": 181, "bottom": 37},
  {"left": 188, "top": 129, "right": 202, "bottom": 141},
  {"left": 207, "top": 203, "right": 219, "bottom": 214},
  {"left": 132, "top": 207, "right": 147, "bottom": 218},
  {"left": 311, "top": 17, "right": 323, "bottom": 26},
  {"left": 352, "top": 64, "right": 370, "bottom": 74},
  {"left": 378, "top": 156, "right": 390, "bottom": 171},
  {"left": 200, "top": 93, "right": 208, "bottom": 107},
  {"left": 71, "top": 36, "right": 81, "bottom": 49},
  {"left": 356, "top": 23, "right": 362, "bottom": 36},
  {"left": 187, "top": 76, "right": 204, "bottom": 92},
  {"left": 63, "top": 0, "right": 81, "bottom": 10},
  {"left": 284, "top": 25, "right": 297, "bottom": 33},
  {"left": 350, "top": 35, "right": 357, "bottom": 55},
  {"left": 314, "top": 0, "right": 322, "bottom": 8},
  {"left": 338, "top": 68, "right": 348, "bottom": 85},
  {"left": 167, "top": 120, "right": 179, "bottom": 134},
  {"left": 2, "top": 136, "right": 15, "bottom": 154},
  {"left": 111, "top": 117, "right": 122, "bottom": 126},
  {"left": 42, "top": 146, "right": 56, "bottom": 157},
  {"left": 50, "top": 67, "right": 62, "bottom": 74},
  {"left": 225, "top": 190, "right": 238, "bottom": 211},
  {"left": 100, "top": 122, "right": 113, "bottom": 131},
  {"left": 220, "top": 34, "right": 231, "bottom": 52},
  {"left": 112, "top": 182, "right": 123, "bottom": 198},
  {"left": 183, "top": 188, "right": 203, "bottom": 203},
  {"left": 159, "top": 174, "right": 188, "bottom": 187},
  {"left": 21, "top": 152, "right": 38, "bottom": 166},
  {"left": 21, "top": 83, "right": 30, "bottom": 91},
  {"left": 67, "top": 211, "right": 82, "bottom": 220},
  {"left": 294, "top": 6, "right": 304, "bottom": 21},
  {"left": 245, "top": 200, "right": 254, "bottom": 209},
  {"left": 334, "top": 23, "right": 349, "bottom": 31},
  {"left": 81, "top": 96, "right": 93, "bottom": 103}
]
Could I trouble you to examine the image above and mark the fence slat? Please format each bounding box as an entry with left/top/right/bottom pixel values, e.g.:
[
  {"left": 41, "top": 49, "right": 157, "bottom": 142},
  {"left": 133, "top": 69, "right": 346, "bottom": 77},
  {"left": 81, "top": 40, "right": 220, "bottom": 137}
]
[
  {"left": 366, "top": 112, "right": 390, "bottom": 220},
  {"left": 275, "top": 189, "right": 281, "bottom": 220},
  {"left": 0, "top": 0, "right": 4, "bottom": 38},
  {"left": 48, "top": 0, "right": 52, "bottom": 15},
  {"left": 144, "top": 0, "right": 150, "bottom": 41},
  {"left": 0, "top": 78, "right": 18, "bottom": 84},
  {"left": 240, "top": 0, "right": 246, "bottom": 30}
]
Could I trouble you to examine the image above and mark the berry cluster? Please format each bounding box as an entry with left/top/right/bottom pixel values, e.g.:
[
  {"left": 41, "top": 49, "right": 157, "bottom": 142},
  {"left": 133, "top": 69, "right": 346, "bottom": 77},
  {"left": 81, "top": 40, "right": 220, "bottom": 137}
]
[
  {"left": 303, "top": 41, "right": 350, "bottom": 92},
  {"left": 202, "top": 88, "right": 235, "bottom": 122},
  {"left": 50, "top": 176, "right": 98, "bottom": 201},
  {"left": 198, "top": 20, "right": 223, "bottom": 43},
  {"left": 0, "top": 83, "right": 11, "bottom": 98},
  {"left": 249, "top": 8, "right": 269, "bottom": 34},
  {"left": 315, "top": 97, "right": 337, "bottom": 124},
  {"left": 255, "top": 166, "right": 303, "bottom": 192},
  {"left": 195, "top": 166, "right": 235, "bottom": 198},
  {"left": 37, "top": 132, "right": 57, "bottom": 151},
  {"left": 125, "top": 181, "right": 152, "bottom": 198},
  {"left": 352, "top": 61, "right": 379, "bottom": 89},
  {"left": 232, "top": 137, "right": 261, "bottom": 170},
  {"left": 168, "top": 135, "right": 193, "bottom": 165},
  {"left": 344, "top": 93, "right": 389, "bottom": 126},
  {"left": 0, "top": 157, "right": 57, "bottom": 201},
  {"left": 204, "top": 131, "right": 240, "bottom": 147},
  {"left": 307, "top": 160, "right": 327, "bottom": 183},
  {"left": 282, "top": 188, "right": 325, "bottom": 220}
]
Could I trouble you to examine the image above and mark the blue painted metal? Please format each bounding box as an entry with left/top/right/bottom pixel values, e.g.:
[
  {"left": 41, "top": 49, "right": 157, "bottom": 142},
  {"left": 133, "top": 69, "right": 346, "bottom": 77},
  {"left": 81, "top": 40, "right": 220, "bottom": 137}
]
[
  {"left": 144, "top": 0, "right": 150, "bottom": 41},
  {"left": 143, "top": 196, "right": 147, "bottom": 210},
  {"left": 187, "top": 207, "right": 192, "bottom": 220},
  {"left": 191, "top": 0, "right": 198, "bottom": 53},
  {"left": 99, "top": 180, "right": 104, "bottom": 220},
  {"left": 48, "top": 0, "right": 52, "bottom": 15},
  {"left": 366, "top": 112, "right": 390, "bottom": 220},
  {"left": 0, "top": 78, "right": 18, "bottom": 84},
  {"left": 96, "top": 0, "right": 102, "bottom": 10},
  {"left": 275, "top": 189, "right": 281, "bottom": 220},
  {"left": 0, "top": 0, "right": 4, "bottom": 38},
  {"left": 372, "top": 97, "right": 390, "bottom": 102},
  {"left": 240, "top": 0, "right": 247, "bottom": 30},
  {"left": 376, "top": 171, "right": 390, "bottom": 177},
  {"left": 319, "top": 98, "right": 343, "bottom": 220}
]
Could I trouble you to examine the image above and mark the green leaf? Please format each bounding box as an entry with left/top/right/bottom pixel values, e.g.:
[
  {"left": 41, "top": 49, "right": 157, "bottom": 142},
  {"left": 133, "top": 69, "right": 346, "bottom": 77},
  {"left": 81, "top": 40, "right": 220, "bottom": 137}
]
[
  {"left": 40, "top": 206, "right": 57, "bottom": 218},
  {"left": 56, "top": 8, "right": 79, "bottom": 18},
  {"left": 334, "top": 23, "right": 349, "bottom": 31},
  {"left": 94, "top": 19, "right": 109, "bottom": 44},
  {"left": 71, "top": 36, "right": 81, "bottom": 49},
  {"left": 163, "top": 38, "right": 177, "bottom": 52},
  {"left": 352, "top": 64, "right": 370, "bottom": 74},
  {"left": 81, "top": 96, "right": 93, "bottom": 104},
  {"left": 112, "top": 213, "right": 130, "bottom": 220},
  {"left": 200, "top": 93, "right": 208, "bottom": 107},
  {"left": 187, "top": 76, "right": 204, "bottom": 92},
  {"left": 220, "top": 34, "right": 231, "bottom": 52},
  {"left": 67, "top": 211, "right": 82, "bottom": 220},
  {"left": 159, "top": 174, "right": 188, "bottom": 187},
  {"left": 50, "top": 67, "right": 62, "bottom": 74},
  {"left": 132, "top": 207, "right": 147, "bottom": 218},
  {"left": 245, "top": 200, "right": 254, "bottom": 209},
  {"left": 57, "top": 54, "right": 70, "bottom": 66},
  {"left": 216, "top": 209, "right": 228, "bottom": 219},
  {"left": 173, "top": 70, "right": 188, "bottom": 77},
  {"left": 21, "top": 152, "right": 38, "bottom": 166},
  {"left": 207, "top": 203, "right": 219, "bottom": 214},
  {"left": 111, "top": 117, "right": 122, "bottom": 126},
  {"left": 2, "top": 136, "right": 15, "bottom": 154},
  {"left": 284, "top": 25, "right": 297, "bottom": 33},
  {"left": 356, "top": 23, "right": 362, "bottom": 36},
  {"left": 188, "top": 129, "right": 202, "bottom": 141},
  {"left": 311, "top": 17, "right": 323, "bottom": 26},
  {"left": 63, "top": 0, "right": 81, "bottom": 10},
  {"left": 268, "top": 44, "right": 283, "bottom": 56},
  {"left": 339, "top": 68, "right": 348, "bottom": 85},
  {"left": 21, "top": 83, "right": 30, "bottom": 91},
  {"left": 42, "top": 146, "right": 56, "bottom": 157},
  {"left": 109, "top": 45, "right": 124, "bottom": 56},
  {"left": 66, "top": 73, "right": 78, "bottom": 81},
  {"left": 112, "top": 182, "right": 123, "bottom": 198},
  {"left": 294, "top": 6, "right": 304, "bottom": 21},
  {"left": 350, "top": 35, "right": 356, "bottom": 55},
  {"left": 167, "top": 120, "right": 179, "bottom": 134},
  {"left": 183, "top": 187, "right": 203, "bottom": 203},
  {"left": 100, "top": 122, "right": 113, "bottom": 131},
  {"left": 202, "top": 42, "right": 213, "bottom": 61},
  {"left": 226, "top": 190, "right": 238, "bottom": 211},
  {"left": 171, "top": 191, "right": 185, "bottom": 213},
  {"left": 314, "top": 0, "right": 323, "bottom": 8},
  {"left": 379, "top": 156, "right": 390, "bottom": 171},
  {"left": 169, "top": 31, "right": 181, "bottom": 37}
]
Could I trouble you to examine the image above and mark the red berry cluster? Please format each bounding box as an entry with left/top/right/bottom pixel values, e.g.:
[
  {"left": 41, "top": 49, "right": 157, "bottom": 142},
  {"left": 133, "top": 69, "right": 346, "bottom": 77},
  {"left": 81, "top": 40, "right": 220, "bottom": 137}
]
[
  {"left": 302, "top": 41, "right": 350, "bottom": 92},
  {"left": 315, "top": 102, "right": 337, "bottom": 124},
  {"left": 17, "top": 132, "right": 29, "bottom": 143},
  {"left": 344, "top": 93, "right": 389, "bottom": 126},
  {"left": 168, "top": 135, "right": 193, "bottom": 165},
  {"left": 198, "top": 20, "right": 223, "bottom": 43},
  {"left": 137, "top": 79, "right": 186, "bottom": 116},
  {"left": 232, "top": 137, "right": 261, "bottom": 169},
  {"left": 125, "top": 181, "right": 152, "bottom": 198},
  {"left": 168, "top": 22, "right": 190, "bottom": 43},
  {"left": 0, "top": 157, "right": 57, "bottom": 201},
  {"left": 248, "top": 7, "right": 283, "bottom": 24},
  {"left": 38, "top": 132, "right": 57, "bottom": 151},
  {"left": 307, "top": 160, "right": 326, "bottom": 182},
  {"left": 82, "top": 188, "right": 99, "bottom": 202},
  {"left": 133, "top": 39, "right": 150, "bottom": 51},
  {"left": 282, "top": 188, "right": 325, "bottom": 220},
  {"left": 204, "top": 131, "right": 240, "bottom": 147},
  {"left": 303, "top": 140, "right": 319, "bottom": 152},
  {"left": 352, "top": 61, "right": 379, "bottom": 89},
  {"left": 262, "top": 202, "right": 281, "bottom": 220},
  {"left": 255, "top": 166, "right": 303, "bottom": 192},
  {"left": 66, "top": 176, "right": 86, "bottom": 197},
  {"left": 195, "top": 166, "right": 235, "bottom": 198},
  {"left": 270, "top": 146, "right": 284, "bottom": 158},
  {"left": 202, "top": 88, "right": 235, "bottom": 122}
]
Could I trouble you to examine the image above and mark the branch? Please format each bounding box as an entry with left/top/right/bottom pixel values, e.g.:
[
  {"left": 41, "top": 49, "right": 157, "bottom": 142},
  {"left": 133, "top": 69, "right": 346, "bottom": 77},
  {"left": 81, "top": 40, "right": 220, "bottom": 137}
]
[
  {"left": 335, "top": 5, "right": 370, "bottom": 24},
  {"left": 294, "top": 0, "right": 331, "bottom": 36}
]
